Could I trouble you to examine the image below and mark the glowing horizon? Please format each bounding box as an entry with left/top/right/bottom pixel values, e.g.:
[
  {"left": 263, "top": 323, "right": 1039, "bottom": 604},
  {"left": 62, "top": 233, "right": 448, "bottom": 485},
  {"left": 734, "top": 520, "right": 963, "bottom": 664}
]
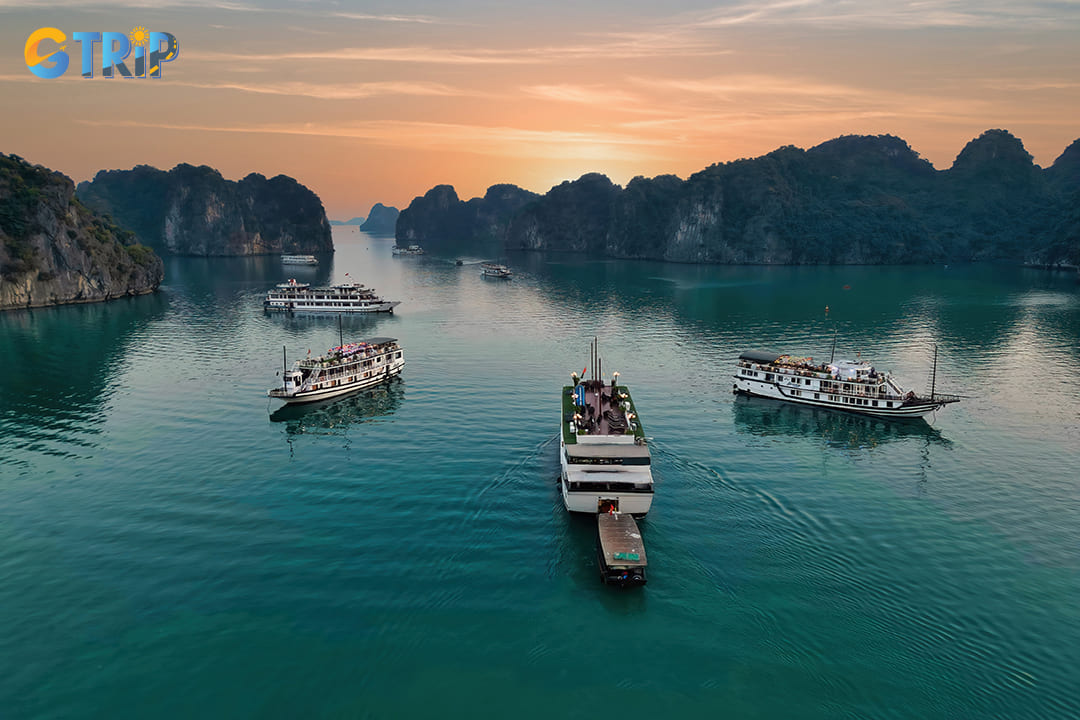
[{"left": 2, "top": 0, "right": 1079, "bottom": 219}]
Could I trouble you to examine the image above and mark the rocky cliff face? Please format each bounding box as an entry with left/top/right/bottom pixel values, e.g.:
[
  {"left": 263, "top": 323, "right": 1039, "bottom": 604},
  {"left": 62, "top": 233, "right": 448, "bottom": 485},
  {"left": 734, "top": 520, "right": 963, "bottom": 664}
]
[
  {"left": 405, "top": 130, "right": 1080, "bottom": 266},
  {"left": 1, "top": 154, "right": 163, "bottom": 311},
  {"left": 397, "top": 183, "right": 539, "bottom": 250},
  {"left": 76, "top": 164, "right": 333, "bottom": 256},
  {"left": 358, "top": 203, "right": 399, "bottom": 235}
]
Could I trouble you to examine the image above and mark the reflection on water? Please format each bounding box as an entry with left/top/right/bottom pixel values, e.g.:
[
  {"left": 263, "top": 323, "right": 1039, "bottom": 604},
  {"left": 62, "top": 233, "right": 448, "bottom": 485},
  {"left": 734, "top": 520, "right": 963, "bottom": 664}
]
[
  {"left": 269, "top": 380, "right": 404, "bottom": 438},
  {"left": 165, "top": 255, "right": 335, "bottom": 291},
  {"left": 732, "top": 394, "right": 950, "bottom": 450},
  {"left": 262, "top": 307, "right": 399, "bottom": 342},
  {"left": 0, "top": 294, "right": 168, "bottom": 473}
]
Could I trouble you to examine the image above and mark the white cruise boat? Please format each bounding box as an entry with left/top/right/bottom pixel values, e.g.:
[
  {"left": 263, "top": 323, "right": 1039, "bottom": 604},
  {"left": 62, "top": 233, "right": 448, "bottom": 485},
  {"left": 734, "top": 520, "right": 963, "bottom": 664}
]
[
  {"left": 559, "top": 343, "right": 653, "bottom": 516},
  {"left": 281, "top": 254, "right": 318, "bottom": 265},
  {"left": 480, "top": 262, "right": 512, "bottom": 279},
  {"left": 391, "top": 244, "right": 424, "bottom": 256},
  {"left": 263, "top": 279, "right": 400, "bottom": 314},
  {"left": 733, "top": 348, "right": 959, "bottom": 419},
  {"left": 269, "top": 337, "right": 404, "bottom": 404}
]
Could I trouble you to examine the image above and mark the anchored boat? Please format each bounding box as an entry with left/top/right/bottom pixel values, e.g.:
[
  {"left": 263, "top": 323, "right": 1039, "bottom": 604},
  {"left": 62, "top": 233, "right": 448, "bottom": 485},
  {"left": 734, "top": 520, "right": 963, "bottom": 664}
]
[
  {"left": 391, "top": 244, "right": 424, "bottom": 256},
  {"left": 560, "top": 339, "right": 653, "bottom": 516},
  {"left": 263, "top": 279, "right": 400, "bottom": 314},
  {"left": 281, "top": 254, "right": 318, "bottom": 265},
  {"left": 733, "top": 344, "right": 959, "bottom": 419},
  {"left": 480, "top": 262, "right": 512, "bottom": 279},
  {"left": 269, "top": 336, "right": 404, "bottom": 404}
]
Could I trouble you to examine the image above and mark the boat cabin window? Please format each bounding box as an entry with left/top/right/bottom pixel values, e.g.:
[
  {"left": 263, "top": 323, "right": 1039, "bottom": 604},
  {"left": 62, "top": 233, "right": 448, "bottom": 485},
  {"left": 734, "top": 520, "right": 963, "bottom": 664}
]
[
  {"left": 568, "top": 456, "right": 650, "bottom": 466},
  {"left": 568, "top": 480, "right": 653, "bottom": 493}
]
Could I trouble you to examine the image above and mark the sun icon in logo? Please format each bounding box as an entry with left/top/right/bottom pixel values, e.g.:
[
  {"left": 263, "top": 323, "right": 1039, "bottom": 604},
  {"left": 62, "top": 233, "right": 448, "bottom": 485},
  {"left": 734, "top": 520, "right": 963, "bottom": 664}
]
[{"left": 129, "top": 26, "right": 149, "bottom": 47}]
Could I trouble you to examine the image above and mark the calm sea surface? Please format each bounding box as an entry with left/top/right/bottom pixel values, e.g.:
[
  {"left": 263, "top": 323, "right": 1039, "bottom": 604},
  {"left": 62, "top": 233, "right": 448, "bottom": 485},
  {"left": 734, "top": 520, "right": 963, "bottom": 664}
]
[{"left": 2, "top": 228, "right": 1079, "bottom": 719}]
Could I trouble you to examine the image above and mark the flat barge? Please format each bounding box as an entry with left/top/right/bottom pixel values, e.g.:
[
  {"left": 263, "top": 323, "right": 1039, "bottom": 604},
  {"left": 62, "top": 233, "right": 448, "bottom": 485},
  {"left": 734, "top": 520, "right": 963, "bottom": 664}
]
[{"left": 596, "top": 512, "right": 647, "bottom": 586}]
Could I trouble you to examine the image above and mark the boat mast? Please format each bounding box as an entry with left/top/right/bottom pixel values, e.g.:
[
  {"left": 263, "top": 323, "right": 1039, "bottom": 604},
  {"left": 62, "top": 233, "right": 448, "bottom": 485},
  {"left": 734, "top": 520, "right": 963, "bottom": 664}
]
[
  {"left": 338, "top": 314, "right": 344, "bottom": 349},
  {"left": 282, "top": 345, "right": 287, "bottom": 389},
  {"left": 829, "top": 330, "right": 837, "bottom": 363},
  {"left": 593, "top": 336, "right": 598, "bottom": 382},
  {"left": 931, "top": 344, "right": 938, "bottom": 400}
]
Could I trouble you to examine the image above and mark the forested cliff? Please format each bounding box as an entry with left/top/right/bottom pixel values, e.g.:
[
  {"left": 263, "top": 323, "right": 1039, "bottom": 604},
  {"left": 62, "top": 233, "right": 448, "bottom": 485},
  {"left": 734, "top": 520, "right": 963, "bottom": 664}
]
[
  {"left": 398, "top": 130, "right": 1080, "bottom": 265},
  {"left": 397, "top": 184, "right": 540, "bottom": 250},
  {"left": 1, "top": 154, "right": 163, "bottom": 311},
  {"left": 77, "top": 164, "right": 333, "bottom": 257}
]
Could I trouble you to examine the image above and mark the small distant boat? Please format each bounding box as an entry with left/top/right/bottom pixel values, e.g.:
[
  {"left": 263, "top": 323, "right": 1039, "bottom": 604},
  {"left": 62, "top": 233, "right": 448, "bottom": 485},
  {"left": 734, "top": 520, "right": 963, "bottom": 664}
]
[
  {"left": 264, "top": 279, "right": 399, "bottom": 313},
  {"left": 281, "top": 254, "right": 318, "bottom": 265},
  {"left": 732, "top": 344, "right": 960, "bottom": 419},
  {"left": 269, "top": 336, "right": 404, "bottom": 405},
  {"left": 480, "top": 262, "right": 512, "bottom": 279},
  {"left": 455, "top": 259, "right": 464, "bottom": 266},
  {"left": 391, "top": 245, "right": 424, "bottom": 256}
]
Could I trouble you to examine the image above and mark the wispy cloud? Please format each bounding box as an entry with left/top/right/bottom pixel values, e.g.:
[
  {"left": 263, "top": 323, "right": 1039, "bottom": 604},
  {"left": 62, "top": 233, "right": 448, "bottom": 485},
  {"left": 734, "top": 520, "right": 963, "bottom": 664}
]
[
  {"left": 686, "top": 0, "right": 1080, "bottom": 30},
  {"left": 331, "top": 12, "right": 446, "bottom": 25},
  {"left": 632, "top": 74, "right": 866, "bottom": 100},
  {"left": 617, "top": 74, "right": 995, "bottom": 137},
  {"left": 173, "top": 79, "right": 473, "bottom": 100},
  {"left": 981, "top": 78, "right": 1080, "bottom": 91},
  {"left": 196, "top": 46, "right": 544, "bottom": 65},
  {"left": 77, "top": 118, "right": 664, "bottom": 161},
  {"left": 0, "top": 0, "right": 258, "bottom": 9},
  {"left": 194, "top": 36, "right": 733, "bottom": 66},
  {"left": 522, "top": 84, "right": 643, "bottom": 107},
  {"left": 0, "top": 0, "right": 456, "bottom": 25}
]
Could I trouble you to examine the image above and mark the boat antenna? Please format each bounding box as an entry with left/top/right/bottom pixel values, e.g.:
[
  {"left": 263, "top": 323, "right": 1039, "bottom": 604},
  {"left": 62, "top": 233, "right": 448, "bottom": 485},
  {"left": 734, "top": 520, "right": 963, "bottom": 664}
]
[
  {"left": 830, "top": 330, "right": 838, "bottom": 364},
  {"left": 931, "top": 344, "right": 938, "bottom": 400}
]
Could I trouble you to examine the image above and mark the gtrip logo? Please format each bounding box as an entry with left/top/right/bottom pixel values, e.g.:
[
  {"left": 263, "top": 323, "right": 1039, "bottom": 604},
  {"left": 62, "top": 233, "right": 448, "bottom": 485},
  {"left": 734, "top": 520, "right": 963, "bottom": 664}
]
[{"left": 25, "top": 27, "right": 179, "bottom": 79}]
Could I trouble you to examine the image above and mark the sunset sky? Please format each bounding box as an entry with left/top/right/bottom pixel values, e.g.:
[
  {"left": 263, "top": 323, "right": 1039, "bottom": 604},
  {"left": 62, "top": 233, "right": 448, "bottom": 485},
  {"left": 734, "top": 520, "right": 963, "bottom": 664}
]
[{"left": 3, "top": 0, "right": 1079, "bottom": 219}]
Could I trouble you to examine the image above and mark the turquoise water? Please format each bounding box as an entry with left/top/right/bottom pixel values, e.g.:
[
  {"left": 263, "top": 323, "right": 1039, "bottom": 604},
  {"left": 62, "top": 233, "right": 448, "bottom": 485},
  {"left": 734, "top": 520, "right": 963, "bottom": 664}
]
[{"left": 2, "top": 229, "right": 1078, "bottom": 718}]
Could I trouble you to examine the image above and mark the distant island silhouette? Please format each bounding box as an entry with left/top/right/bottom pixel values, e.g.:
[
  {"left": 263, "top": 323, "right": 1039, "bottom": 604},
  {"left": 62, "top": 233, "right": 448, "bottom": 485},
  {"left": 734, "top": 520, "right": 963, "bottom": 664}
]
[
  {"left": 398, "top": 129, "right": 1080, "bottom": 267},
  {"left": 358, "top": 203, "right": 399, "bottom": 235}
]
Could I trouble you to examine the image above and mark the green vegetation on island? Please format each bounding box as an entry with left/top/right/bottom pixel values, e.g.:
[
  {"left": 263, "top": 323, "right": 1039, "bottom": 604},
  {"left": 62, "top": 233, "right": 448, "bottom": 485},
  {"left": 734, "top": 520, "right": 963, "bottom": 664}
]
[
  {"left": 1, "top": 153, "right": 163, "bottom": 311},
  {"left": 77, "top": 164, "right": 333, "bottom": 257},
  {"left": 398, "top": 130, "right": 1080, "bottom": 266},
  {"left": 397, "top": 184, "right": 539, "bottom": 252}
]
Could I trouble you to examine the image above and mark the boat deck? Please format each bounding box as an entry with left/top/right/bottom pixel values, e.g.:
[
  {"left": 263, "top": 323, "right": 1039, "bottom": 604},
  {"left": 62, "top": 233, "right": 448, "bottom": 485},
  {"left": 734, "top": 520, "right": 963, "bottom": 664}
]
[
  {"left": 562, "top": 381, "right": 645, "bottom": 445},
  {"left": 597, "top": 513, "right": 647, "bottom": 567},
  {"left": 597, "top": 512, "right": 648, "bottom": 586}
]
